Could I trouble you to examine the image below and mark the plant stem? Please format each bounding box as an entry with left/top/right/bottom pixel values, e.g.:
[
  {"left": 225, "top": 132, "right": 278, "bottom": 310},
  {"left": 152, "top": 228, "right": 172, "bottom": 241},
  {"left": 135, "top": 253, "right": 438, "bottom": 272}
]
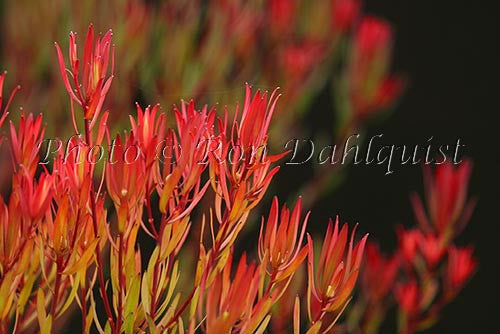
[
  {"left": 116, "top": 234, "right": 124, "bottom": 334},
  {"left": 51, "top": 257, "right": 62, "bottom": 318},
  {"left": 84, "top": 119, "right": 116, "bottom": 332}
]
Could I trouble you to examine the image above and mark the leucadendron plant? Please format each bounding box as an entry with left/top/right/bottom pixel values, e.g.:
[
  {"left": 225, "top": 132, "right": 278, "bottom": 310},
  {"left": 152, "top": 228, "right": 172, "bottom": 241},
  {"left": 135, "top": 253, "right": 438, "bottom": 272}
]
[
  {"left": 0, "top": 23, "right": 475, "bottom": 334},
  {"left": 0, "top": 25, "right": 368, "bottom": 334}
]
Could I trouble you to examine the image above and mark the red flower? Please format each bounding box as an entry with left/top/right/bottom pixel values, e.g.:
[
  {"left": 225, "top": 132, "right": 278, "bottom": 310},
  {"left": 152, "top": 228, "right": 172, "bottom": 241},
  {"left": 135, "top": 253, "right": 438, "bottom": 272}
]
[
  {"left": 269, "top": 0, "right": 296, "bottom": 34},
  {"left": 0, "top": 71, "right": 20, "bottom": 129},
  {"left": 283, "top": 41, "right": 325, "bottom": 81},
  {"left": 412, "top": 161, "right": 474, "bottom": 236},
  {"left": 307, "top": 218, "right": 368, "bottom": 320},
  {"left": 349, "top": 16, "right": 403, "bottom": 117},
  {"left": 397, "top": 227, "right": 421, "bottom": 262},
  {"left": 208, "top": 85, "right": 286, "bottom": 230},
  {"left": 9, "top": 112, "right": 45, "bottom": 176},
  {"left": 130, "top": 103, "right": 166, "bottom": 175},
  {"left": 447, "top": 246, "right": 476, "bottom": 291},
  {"left": 394, "top": 279, "right": 420, "bottom": 315},
  {"left": 55, "top": 24, "right": 114, "bottom": 123},
  {"left": 355, "top": 16, "right": 392, "bottom": 57},
  {"left": 206, "top": 252, "right": 262, "bottom": 334},
  {"left": 331, "top": 0, "right": 360, "bottom": 33},
  {"left": 14, "top": 170, "right": 53, "bottom": 221},
  {"left": 258, "top": 196, "right": 309, "bottom": 282},
  {"left": 361, "top": 242, "right": 400, "bottom": 302},
  {"left": 418, "top": 233, "right": 446, "bottom": 269},
  {"left": 105, "top": 133, "right": 146, "bottom": 231},
  {"left": 156, "top": 100, "right": 212, "bottom": 221}
]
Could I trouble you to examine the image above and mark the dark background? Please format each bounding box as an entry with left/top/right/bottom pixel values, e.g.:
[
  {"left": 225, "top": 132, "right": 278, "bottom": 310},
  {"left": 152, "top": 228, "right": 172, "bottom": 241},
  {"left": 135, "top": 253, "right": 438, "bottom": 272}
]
[{"left": 277, "top": 0, "right": 499, "bottom": 332}]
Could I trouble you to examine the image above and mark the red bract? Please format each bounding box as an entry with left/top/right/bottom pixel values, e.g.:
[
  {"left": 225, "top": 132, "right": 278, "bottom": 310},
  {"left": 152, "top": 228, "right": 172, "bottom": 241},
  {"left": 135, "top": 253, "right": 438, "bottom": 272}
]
[
  {"left": 0, "top": 196, "right": 31, "bottom": 272},
  {"left": 418, "top": 233, "right": 445, "bottom": 269},
  {"left": 307, "top": 218, "right": 368, "bottom": 324},
  {"left": 446, "top": 246, "right": 476, "bottom": 291},
  {"left": 129, "top": 103, "right": 165, "bottom": 168},
  {"left": 207, "top": 85, "right": 287, "bottom": 253},
  {"left": 237, "top": 85, "right": 278, "bottom": 154},
  {"left": 14, "top": 170, "right": 53, "bottom": 222},
  {"left": 349, "top": 16, "right": 403, "bottom": 117},
  {"left": 356, "top": 16, "right": 391, "bottom": 56},
  {"left": 9, "top": 112, "right": 45, "bottom": 176},
  {"left": 397, "top": 227, "right": 421, "bottom": 262},
  {"left": 106, "top": 133, "right": 146, "bottom": 231},
  {"left": 205, "top": 252, "right": 262, "bottom": 334},
  {"left": 361, "top": 242, "right": 400, "bottom": 302},
  {"left": 283, "top": 41, "right": 325, "bottom": 81},
  {"left": 55, "top": 24, "right": 114, "bottom": 123},
  {"left": 412, "top": 160, "right": 474, "bottom": 237},
  {"left": 331, "top": 0, "right": 361, "bottom": 33},
  {"left": 258, "top": 196, "right": 309, "bottom": 283},
  {"left": 156, "top": 100, "right": 213, "bottom": 220},
  {"left": 394, "top": 280, "right": 420, "bottom": 316},
  {"left": 269, "top": 0, "right": 296, "bottom": 35},
  {"left": 0, "top": 72, "right": 20, "bottom": 129},
  {"left": 53, "top": 136, "right": 91, "bottom": 205}
]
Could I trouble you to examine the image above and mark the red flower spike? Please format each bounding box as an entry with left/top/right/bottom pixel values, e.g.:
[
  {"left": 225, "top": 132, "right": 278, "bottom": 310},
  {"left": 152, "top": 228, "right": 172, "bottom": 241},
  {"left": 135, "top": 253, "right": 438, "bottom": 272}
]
[
  {"left": 446, "top": 245, "right": 476, "bottom": 291},
  {"left": 258, "top": 196, "right": 309, "bottom": 282},
  {"left": 55, "top": 24, "right": 114, "bottom": 122}
]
